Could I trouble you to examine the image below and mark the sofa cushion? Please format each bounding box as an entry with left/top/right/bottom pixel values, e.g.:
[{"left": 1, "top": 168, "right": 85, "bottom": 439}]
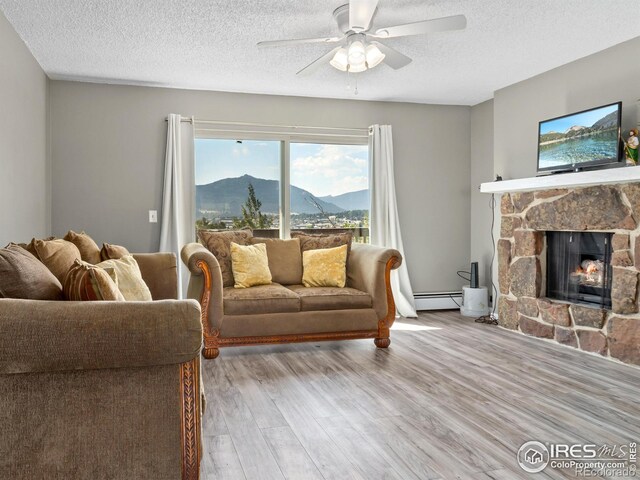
[
  {"left": 97, "top": 255, "right": 152, "bottom": 301},
  {"left": 302, "top": 244, "right": 348, "bottom": 288},
  {"left": 291, "top": 231, "right": 353, "bottom": 261},
  {"left": 223, "top": 283, "right": 300, "bottom": 315},
  {"left": 250, "top": 237, "right": 302, "bottom": 285},
  {"left": 63, "top": 259, "right": 125, "bottom": 301},
  {"left": 0, "top": 245, "right": 64, "bottom": 300},
  {"left": 64, "top": 230, "right": 101, "bottom": 264},
  {"left": 198, "top": 229, "right": 253, "bottom": 287},
  {"left": 100, "top": 243, "right": 131, "bottom": 261},
  {"left": 286, "top": 284, "right": 372, "bottom": 311},
  {"left": 33, "top": 238, "right": 82, "bottom": 283}
]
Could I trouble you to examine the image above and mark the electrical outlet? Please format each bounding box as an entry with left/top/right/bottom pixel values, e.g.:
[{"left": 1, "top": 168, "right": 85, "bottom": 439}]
[{"left": 149, "top": 210, "right": 157, "bottom": 223}]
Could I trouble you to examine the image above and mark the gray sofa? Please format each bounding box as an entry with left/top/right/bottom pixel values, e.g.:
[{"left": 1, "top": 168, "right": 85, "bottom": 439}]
[{"left": 181, "top": 242, "right": 402, "bottom": 359}]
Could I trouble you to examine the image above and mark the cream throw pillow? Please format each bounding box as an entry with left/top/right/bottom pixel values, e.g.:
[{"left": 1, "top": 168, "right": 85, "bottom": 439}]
[
  {"left": 97, "top": 255, "right": 152, "bottom": 301},
  {"left": 302, "top": 244, "right": 348, "bottom": 288},
  {"left": 230, "top": 242, "right": 272, "bottom": 289}
]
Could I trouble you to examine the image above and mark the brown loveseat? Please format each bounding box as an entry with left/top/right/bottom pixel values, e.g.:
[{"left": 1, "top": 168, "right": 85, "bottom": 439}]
[
  {"left": 181, "top": 241, "right": 402, "bottom": 359},
  {"left": 0, "top": 253, "right": 203, "bottom": 480}
]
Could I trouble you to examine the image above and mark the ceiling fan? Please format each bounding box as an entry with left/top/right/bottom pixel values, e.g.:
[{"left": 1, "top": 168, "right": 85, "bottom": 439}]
[{"left": 257, "top": 0, "right": 466, "bottom": 76}]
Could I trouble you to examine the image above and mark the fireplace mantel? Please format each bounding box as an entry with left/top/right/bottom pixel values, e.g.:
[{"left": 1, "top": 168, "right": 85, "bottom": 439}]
[{"left": 480, "top": 166, "right": 640, "bottom": 194}]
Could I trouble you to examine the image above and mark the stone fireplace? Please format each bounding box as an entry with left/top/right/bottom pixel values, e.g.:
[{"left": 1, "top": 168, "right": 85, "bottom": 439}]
[{"left": 497, "top": 184, "right": 640, "bottom": 366}]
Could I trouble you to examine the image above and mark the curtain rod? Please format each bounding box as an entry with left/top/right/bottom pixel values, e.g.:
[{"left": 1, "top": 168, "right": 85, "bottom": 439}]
[
  {"left": 194, "top": 128, "right": 368, "bottom": 139},
  {"left": 165, "top": 116, "right": 369, "bottom": 134}
]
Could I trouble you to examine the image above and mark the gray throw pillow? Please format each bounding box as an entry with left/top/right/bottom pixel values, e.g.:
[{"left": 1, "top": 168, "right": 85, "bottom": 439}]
[{"left": 0, "top": 245, "right": 64, "bottom": 300}]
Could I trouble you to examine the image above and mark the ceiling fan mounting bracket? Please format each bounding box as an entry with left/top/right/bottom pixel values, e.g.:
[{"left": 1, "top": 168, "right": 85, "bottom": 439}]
[{"left": 333, "top": 4, "right": 352, "bottom": 34}]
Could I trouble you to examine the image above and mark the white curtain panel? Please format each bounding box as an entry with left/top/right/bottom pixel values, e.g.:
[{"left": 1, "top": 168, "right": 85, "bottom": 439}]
[
  {"left": 159, "top": 114, "right": 195, "bottom": 298},
  {"left": 369, "top": 124, "right": 418, "bottom": 318}
]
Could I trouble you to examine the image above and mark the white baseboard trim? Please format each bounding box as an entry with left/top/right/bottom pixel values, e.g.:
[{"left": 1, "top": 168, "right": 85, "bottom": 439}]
[{"left": 413, "top": 292, "right": 462, "bottom": 311}]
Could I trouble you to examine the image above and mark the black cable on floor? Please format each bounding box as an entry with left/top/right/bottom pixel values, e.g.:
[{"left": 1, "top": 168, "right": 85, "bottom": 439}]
[{"left": 475, "top": 315, "right": 498, "bottom": 325}]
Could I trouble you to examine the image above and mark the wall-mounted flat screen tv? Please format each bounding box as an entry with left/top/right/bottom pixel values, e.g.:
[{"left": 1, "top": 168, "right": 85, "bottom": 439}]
[{"left": 537, "top": 102, "right": 622, "bottom": 174}]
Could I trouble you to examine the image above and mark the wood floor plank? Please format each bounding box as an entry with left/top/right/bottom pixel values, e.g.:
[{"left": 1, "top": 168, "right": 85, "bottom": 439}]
[
  {"left": 400, "top": 406, "right": 504, "bottom": 473},
  {"left": 200, "top": 310, "right": 640, "bottom": 480},
  {"left": 463, "top": 468, "right": 532, "bottom": 480},
  {"left": 262, "top": 426, "right": 324, "bottom": 480},
  {"left": 223, "top": 354, "right": 288, "bottom": 429},
  {"left": 201, "top": 434, "right": 246, "bottom": 480},
  {"left": 200, "top": 360, "right": 231, "bottom": 437},
  {"left": 316, "top": 415, "right": 406, "bottom": 480},
  {"left": 272, "top": 394, "right": 366, "bottom": 480},
  {"left": 261, "top": 352, "right": 338, "bottom": 419},
  {"left": 215, "top": 358, "right": 285, "bottom": 479}
]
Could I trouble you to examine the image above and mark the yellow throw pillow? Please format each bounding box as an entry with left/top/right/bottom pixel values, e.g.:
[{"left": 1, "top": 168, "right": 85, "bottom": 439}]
[
  {"left": 97, "top": 255, "right": 152, "bottom": 301},
  {"left": 302, "top": 244, "right": 348, "bottom": 288},
  {"left": 230, "top": 242, "right": 272, "bottom": 289}
]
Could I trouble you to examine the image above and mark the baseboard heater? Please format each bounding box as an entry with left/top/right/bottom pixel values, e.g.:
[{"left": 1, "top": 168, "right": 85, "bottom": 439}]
[{"left": 413, "top": 292, "right": 462, "bottom": 311}]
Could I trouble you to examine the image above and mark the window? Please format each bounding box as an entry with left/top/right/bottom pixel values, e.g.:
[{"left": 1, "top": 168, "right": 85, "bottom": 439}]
[
  {"left": 195, "top": 139, "right": 280, "bottom": 235},
  {"left": 290, "top": 143, "right": 369, "bottom": 242},
  {"left": 195, "top": 134, "right": 369, "bottom": 242}
]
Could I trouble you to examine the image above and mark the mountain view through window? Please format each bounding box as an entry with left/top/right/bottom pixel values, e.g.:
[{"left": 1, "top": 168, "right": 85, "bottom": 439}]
[{"left": 195, "top": 139, "right": 369, "bottom": 241}]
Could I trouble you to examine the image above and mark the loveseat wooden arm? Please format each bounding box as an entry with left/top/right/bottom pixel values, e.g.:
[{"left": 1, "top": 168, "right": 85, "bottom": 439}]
[
  {"left": 347, "top": 243, "right": 402, "bottom": 347},
  {"left": 181, "top": 243, "right": 224, "bottom": 359}
]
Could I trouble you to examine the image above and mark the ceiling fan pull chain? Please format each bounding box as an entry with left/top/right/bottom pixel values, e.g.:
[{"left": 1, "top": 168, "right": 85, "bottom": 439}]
[{"left": 354, "top": 75, "right": 359, "bottom": 95}]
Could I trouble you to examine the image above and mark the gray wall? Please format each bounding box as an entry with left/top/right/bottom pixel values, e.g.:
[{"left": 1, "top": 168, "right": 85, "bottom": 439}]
[
  {"left": 470, "top": 99, "right": 494, "bottom": 296},
  {"left": 494, "top": 36, "right": 640, "bottom": 180},
  {"left": 0, "top": 11, "right": 48, "bottom": 246},
  {"left": 49, "top": 81, "right": 471, "bottom": 294}
]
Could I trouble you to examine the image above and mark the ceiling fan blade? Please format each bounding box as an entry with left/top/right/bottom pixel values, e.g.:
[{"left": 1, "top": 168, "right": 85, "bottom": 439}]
[
  {"left": 296, "top": 46, "right": 342, "bottom": 76},
  {"left": 371, "top": 41, "right": 412, "bottom": 70},
  {"left": 257, "top": 36, "right": 343, "bottom": 48},
  {"left": 349, "top": 0, "right": 379, "bottom": 31},
  {"left": 372, "top": 14, "right": 466, "bottom": 39}
]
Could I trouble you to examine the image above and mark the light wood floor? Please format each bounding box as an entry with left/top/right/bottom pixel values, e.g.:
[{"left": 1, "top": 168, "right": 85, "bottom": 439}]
[{"left": 200, "top": 310, "right": 640, "bottom": 480}]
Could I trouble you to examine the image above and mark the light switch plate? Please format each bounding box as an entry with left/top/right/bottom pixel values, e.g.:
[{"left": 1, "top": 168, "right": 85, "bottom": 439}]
[{"left": 149, "top": 210, "right": 158, "bottom": 223}]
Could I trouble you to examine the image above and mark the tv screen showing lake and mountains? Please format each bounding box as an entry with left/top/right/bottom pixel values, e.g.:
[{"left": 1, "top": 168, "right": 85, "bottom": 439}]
[{"left": 538, "top": 104, "right": 620, "bottom": 170}]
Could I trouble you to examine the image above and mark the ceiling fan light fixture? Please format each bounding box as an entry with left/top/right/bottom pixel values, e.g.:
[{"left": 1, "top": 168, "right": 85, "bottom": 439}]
[
  {"left": 329, "top": 47, "right": 349, "bottom": 71},
  {"left": 348, "top": 62, "right": 367, "bottom": 73},
  {"left": 347, "top": 40, "right": 366, "bottom": 65},
  {"left": 365, "top": 44, "right": 385, "bottom": 68}
]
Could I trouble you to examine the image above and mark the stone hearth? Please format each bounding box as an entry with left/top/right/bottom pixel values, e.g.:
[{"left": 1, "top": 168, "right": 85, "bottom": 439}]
[{"left": 498, "top": 184, "right": 640, "bottom": 366}]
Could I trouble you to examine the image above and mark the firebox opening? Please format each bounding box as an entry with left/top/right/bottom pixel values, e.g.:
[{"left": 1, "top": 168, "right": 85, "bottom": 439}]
[{"left": 546, "top": 231, "right": 612, "bottom": 309}]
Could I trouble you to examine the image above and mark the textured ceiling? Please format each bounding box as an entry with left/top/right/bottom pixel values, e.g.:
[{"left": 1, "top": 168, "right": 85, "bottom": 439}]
[{"left": 1, "top": 0, "right": 639, "bottom": 105}]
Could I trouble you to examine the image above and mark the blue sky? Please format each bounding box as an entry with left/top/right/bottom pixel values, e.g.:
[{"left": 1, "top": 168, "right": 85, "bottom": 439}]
[
  {"left": 195, "top": 139, "right": 368, "bottom": 197},
  {"left": 540, "top": 104, "right": 618, "bottom": 135},
  {"left": 195, "top": 139, "right": 280, "bottom": 184}
]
